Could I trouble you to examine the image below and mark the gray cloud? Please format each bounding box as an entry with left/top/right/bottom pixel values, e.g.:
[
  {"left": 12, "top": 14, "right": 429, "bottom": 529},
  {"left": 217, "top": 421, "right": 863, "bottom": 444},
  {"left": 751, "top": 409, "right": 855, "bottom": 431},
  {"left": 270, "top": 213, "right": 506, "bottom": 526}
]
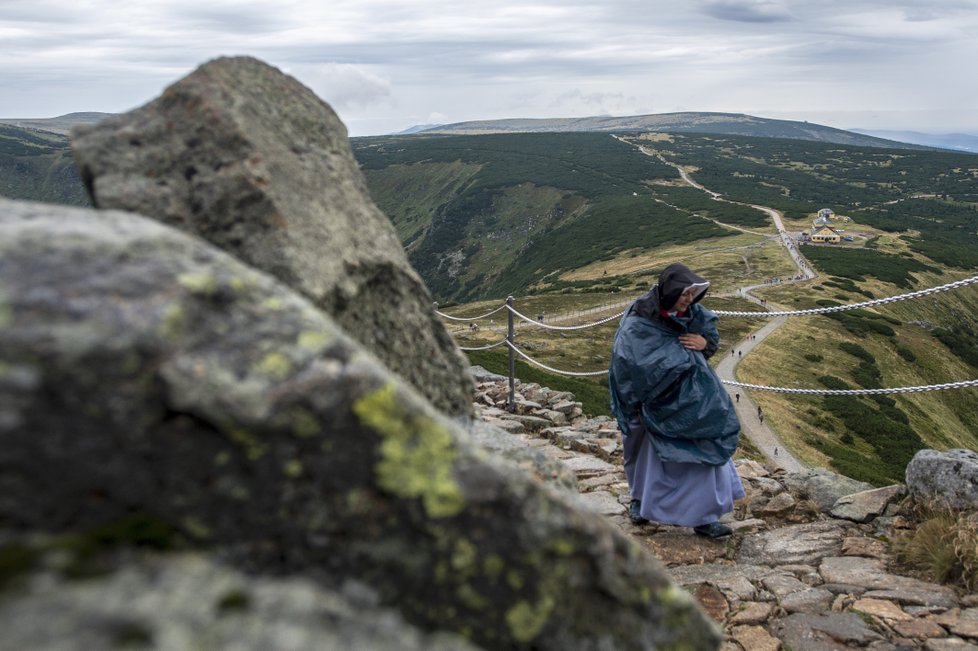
[
  {"left": 701, "top": 1, "right": 792, "bottom": 23},
  {"left": 0, "top": 0, "right": 976, "bottom": 134}
]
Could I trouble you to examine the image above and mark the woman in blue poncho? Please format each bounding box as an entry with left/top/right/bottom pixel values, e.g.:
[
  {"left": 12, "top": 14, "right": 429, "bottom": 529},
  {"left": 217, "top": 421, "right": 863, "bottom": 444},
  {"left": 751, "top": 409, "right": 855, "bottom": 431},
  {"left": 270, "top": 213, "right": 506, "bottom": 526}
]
[{"left": 609, "top": 263, "right": 744, "bottom": 538}]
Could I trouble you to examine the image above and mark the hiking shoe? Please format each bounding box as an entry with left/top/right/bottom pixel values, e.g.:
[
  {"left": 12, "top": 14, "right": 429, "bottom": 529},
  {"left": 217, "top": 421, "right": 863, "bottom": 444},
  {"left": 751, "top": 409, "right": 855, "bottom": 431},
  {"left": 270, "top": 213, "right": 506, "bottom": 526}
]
[
  {"left": 693, "top": 522, "right": 733, "bottom": 539},
  {"left": 628, "top": 499, "right": 648, "bottom": 525}
]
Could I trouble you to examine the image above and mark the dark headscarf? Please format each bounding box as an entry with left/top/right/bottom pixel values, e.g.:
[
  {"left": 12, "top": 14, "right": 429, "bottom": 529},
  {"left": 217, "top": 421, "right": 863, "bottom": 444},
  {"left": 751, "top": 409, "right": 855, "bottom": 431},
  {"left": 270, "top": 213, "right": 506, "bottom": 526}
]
[{"left": 657, "top": 263, "right": 710, "bottom": 310}]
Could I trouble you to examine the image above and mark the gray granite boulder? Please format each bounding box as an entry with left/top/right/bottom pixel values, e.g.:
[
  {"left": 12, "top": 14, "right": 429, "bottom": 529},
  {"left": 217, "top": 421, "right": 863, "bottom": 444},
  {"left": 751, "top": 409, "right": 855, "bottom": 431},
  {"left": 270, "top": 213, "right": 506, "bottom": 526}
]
[
  {"left": 70, "top": 56, "right": 473, "bottom": 417},
  {"left": 905, "top": 448, "right": 978, "bottom": 511},
  {"left": 0, "top": 553, "right": 485, "bottom": 651},
  {"left": 0, "top": 199, "right": 719, "bottom": 651},
  {"left": 784, "top": 468, "right": 874, "bottom": 510}
]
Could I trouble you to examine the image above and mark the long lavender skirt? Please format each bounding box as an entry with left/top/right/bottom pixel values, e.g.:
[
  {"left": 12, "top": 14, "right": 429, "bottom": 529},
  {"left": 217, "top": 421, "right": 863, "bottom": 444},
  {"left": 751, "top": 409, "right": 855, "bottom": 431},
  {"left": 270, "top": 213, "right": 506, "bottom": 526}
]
[{"left": 623, "top": 416, "right": 745, "bottom": 527}]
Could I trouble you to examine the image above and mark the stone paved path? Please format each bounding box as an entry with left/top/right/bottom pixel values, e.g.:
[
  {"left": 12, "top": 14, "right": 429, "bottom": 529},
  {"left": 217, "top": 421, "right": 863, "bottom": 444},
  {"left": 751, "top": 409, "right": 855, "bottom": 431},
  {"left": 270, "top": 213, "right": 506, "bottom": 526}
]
[{"left": 472, "top": 369, "right": 978, "bottom": 651}]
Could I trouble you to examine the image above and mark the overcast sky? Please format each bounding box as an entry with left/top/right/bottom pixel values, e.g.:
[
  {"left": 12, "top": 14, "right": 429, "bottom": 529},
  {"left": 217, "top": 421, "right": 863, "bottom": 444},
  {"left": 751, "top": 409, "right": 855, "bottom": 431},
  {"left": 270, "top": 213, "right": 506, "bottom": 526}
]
[{"left": 2, "top": 0, "right": 977, "bottom": 136}]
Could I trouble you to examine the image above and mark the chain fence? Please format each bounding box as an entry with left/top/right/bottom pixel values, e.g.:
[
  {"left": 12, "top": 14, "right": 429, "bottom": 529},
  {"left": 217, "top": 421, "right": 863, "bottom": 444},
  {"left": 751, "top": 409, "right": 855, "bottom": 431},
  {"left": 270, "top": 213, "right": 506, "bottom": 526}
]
[{"left": 438, "top": 273, "right": 978, "bottom": 404}]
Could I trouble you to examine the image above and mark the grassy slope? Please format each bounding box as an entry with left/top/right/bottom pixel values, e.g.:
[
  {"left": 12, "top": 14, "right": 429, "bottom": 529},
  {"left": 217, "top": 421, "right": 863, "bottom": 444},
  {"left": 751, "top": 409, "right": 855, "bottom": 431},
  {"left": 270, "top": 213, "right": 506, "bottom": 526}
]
[
  {"left": 429, "top": 134, "right": 978, "bottom": 485},
  {"left": 0, "top": 126, "right": 89, "bottom": 206}
]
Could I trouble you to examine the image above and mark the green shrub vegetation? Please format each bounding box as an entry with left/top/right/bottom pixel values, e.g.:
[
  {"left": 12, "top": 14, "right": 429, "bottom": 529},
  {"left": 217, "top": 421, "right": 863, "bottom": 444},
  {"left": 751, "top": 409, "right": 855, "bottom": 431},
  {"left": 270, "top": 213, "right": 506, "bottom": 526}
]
[
  {"left": 933, "top": 323, "right": 978, "bottom": 370},
  {"left": 802, "top": 246, "right": 939, "bottom": 289}
]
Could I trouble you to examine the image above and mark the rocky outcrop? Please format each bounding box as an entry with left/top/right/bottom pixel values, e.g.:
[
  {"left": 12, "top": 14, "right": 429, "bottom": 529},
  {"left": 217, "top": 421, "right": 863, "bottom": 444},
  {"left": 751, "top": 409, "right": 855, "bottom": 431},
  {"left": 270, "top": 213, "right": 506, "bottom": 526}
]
[
  {"left": 906, "top": 448, "right": 978, "bottom": 511},
  {"left": 70, "top": 56, "right": 473, "bottom": 417},
  {"left": 783, "top": 468, "right": 874, "bottom": 511},
  {"left": 0, "top": 199, "right": 718, "bottom": 650},
  {"left": 471, "top": 376, "right": 978, "bottom": 650},
  {"left": 0, "top": 553, "right": 483, "bottom": 651}
]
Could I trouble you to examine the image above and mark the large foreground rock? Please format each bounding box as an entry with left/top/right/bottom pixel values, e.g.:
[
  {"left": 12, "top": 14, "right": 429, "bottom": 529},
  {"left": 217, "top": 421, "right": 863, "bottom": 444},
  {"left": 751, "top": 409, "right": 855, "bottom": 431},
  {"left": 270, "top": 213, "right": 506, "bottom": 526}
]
[
  {"left": 0, "top": 553, "right": 483, "bottom": 651},
  {"left": 0, "top": 199, "right": 719, "bottom": 650},
  {"left": 905, "top": 448, "right": 978, "bottom": 511},
  {"left": 70, "top": 55, "right": 472, "bottom": 417}
]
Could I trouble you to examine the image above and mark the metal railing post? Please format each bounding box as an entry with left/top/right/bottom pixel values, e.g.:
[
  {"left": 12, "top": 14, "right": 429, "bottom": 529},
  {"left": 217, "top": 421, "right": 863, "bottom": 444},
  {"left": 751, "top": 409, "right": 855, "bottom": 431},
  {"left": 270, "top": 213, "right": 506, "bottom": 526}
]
[{"left": 506, "top": 295, "right": 516, "bottom": 412}]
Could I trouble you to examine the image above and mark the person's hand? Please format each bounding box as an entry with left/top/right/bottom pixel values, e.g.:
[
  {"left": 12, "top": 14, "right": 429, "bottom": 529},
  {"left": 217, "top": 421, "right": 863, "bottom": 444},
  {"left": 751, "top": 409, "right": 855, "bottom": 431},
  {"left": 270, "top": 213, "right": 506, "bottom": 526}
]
[{"left": 679, "top": 333, "right": 707, "bottom": 351}]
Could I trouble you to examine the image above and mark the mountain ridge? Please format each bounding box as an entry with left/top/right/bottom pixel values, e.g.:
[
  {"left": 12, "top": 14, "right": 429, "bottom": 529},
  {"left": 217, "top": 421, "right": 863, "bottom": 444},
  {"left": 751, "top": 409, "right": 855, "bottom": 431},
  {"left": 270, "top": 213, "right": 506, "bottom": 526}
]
[{"left": 412, "top": 111, "right": 936, "bottom": 150}]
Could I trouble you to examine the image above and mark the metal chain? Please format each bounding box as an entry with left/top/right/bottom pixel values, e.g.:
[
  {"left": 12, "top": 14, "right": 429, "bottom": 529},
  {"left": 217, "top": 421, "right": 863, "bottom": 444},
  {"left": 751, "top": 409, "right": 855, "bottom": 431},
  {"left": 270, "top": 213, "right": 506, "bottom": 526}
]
[
  {"left": 723, "top": 378, "right": 978, "bottom": 395},
  {"left": 506, "top": 305, "right": 625, "bottom": 330},
  {"left": 505, "top": 341, "right": 610, "bottom": 377},
  {"left": 457, "top": 339, "right": 509, "bottom": 351},
  {"left": 714, "top": 273, "right": 978, "bottom": 318},
  {"left": 435, "top": 304, "right": 508, "bottom": 321},
  {"left": 506, "top": 343, "right": 978, "bottom": 393}
]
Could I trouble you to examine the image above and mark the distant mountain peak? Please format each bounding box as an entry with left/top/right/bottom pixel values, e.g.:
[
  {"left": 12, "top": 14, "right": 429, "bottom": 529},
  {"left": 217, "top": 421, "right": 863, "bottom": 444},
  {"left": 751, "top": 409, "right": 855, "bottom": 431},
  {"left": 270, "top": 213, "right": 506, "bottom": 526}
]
[{"left": 413, "top": 111, "right": 933, "bottom": 150}]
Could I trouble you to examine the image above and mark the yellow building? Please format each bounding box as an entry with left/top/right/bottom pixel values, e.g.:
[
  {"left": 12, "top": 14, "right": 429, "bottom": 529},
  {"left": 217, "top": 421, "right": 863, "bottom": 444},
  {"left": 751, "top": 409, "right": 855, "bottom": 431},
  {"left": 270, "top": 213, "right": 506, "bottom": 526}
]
[{"left": 811, "top": 226, "right": 842, "bottom": 243}]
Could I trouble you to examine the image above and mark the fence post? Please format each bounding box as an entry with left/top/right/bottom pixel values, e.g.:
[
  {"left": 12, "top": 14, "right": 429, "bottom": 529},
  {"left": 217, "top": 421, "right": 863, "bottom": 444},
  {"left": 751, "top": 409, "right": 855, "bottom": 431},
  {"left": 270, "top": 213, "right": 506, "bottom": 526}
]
[{"left": 507, "top": 295, "right": 516, "bottom": 413}]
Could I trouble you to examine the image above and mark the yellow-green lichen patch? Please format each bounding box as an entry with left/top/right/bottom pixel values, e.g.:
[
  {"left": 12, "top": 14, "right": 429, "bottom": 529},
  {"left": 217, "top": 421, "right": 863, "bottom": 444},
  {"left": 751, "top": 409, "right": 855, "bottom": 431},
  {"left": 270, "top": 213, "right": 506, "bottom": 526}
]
[
  {"left": 451, "top": 539, "right": 477, "bottom": 572},
  {"left": 262, "top": 297, "right": 284, "bottom": 311},
  {"left": 457, "top": 583, "right": 490, "bottom": 610},
  {"left": 506, "top": 570, "right": 524, "bottom": 590},
  {"left": 505, "top": 594, "right": 555, "bottom": 643},
  {"left": 177, "top": 272, "right": 217, "bottom": 296},
  {"left": 0, "top": 544, "right": 38, "bottom": 589},
  {"left": 483, "top": 554, "right": 504, "bottom": 581},
  {"left": 345, "top": 488, "right": 371, "bottom": 515},
  {"left": 256, "top": 352, "right": 292, "bottom": 380},
  {"left": 226, "top": 427, "right": 268, "bottom": 461},
  {"left": 160, "top": 303, "right": 185, "bottom": 339},
  {"left": 283, "top": 459, "right": 303, "bottom": 478},
  {"left": 0, "top": 288, "right": 11, "bottom": 329},
  {"left": 181, "top": 516, "right": 212, "bottom": 541},
  {"left": 297, "top": 330, "right": 330, "bottom": 351},
  {"left": 290, "top": 408, "right": 320, "bottom": 438},
  {"left": 214, "top": 451, "right": 231, "bottom": 467},
  {"left": 549, "top": 539, "right": 575, "bottom": 556},
  {"left": 654, "top": 582, "right": 706, "bottom": 639},
  {"left": 353, "top": 383, "right": 464, "bottom": 519}
]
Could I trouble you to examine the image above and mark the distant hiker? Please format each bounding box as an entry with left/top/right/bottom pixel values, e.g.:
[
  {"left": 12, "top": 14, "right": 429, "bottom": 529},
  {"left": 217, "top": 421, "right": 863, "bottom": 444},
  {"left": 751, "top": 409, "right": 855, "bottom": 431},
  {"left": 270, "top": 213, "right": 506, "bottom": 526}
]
[
  {"left": 609, "top": 263, "right": 743, "bottom": 539},
  {"left": 738, "top": 350, "right": 742, "bottom": 358},
  {"left": 735, "top": 393, "right": 740, "bottom": 403},
  {"left": 757, "top": 406, "right": 763, "bottom": 418},
  {"left": 774, "top": 447, "right": 778, "bottom": 456}
]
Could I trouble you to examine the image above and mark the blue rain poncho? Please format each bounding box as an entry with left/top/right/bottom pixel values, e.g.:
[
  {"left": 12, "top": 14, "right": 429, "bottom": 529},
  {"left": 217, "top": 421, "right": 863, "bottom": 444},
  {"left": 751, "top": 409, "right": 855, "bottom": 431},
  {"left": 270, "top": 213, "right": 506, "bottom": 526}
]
[{"left": 609, "top": 268, "right": 740, "bottom": 466}]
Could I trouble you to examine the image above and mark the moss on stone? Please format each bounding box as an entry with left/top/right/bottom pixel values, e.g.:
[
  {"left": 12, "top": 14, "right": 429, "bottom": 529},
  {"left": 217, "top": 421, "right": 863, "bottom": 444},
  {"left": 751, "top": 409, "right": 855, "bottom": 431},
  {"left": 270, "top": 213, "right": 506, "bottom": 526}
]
[
  {"left": 457, "top": 583, "right": 491, "bottom": 610},
  {"left": 298, "top": 330, "right": 330, "bottom": 351},
  {"left": 506, "top": 569, "right": 523, "bottom": 590},
  {"left": 256, "top": 351, "right": 291, "bottom": 380},
  {"left": 0, "top": 544, "right": 38, "bottom": 589},
  {"left": 549, "top": 539, "right": 575, "bottom": 556},
  {"left": 180, "top": 516, "right": 212, "bottom": 541},
  {"left": 160, "top": 303, "right": 184, "bottom": 339},
  {"left": 262, "top": 297, "right": 284, "bottom": 310},
  {"left": 215, "top": 588, "right": 251, "bottom": 615},
  {"left": 177, "top": 271, "right": 217, "bottom": 296},
  {"left": 283, "top": 459, "right": 303, "bottom": 478},
  {"left": 483, "top": 554, "right": 504, "bottom": 581},
  {"left": 505, "top": 594, "right": 555, "bottom": 643},
  {"left": 353, "top": 383, "right": 464, "bottom": 519},
  {"left": 451, "top": 539, "right": 477, "bottom": 572},
  {"left": 290, "top": 408, "right": 320, "bottom": 438},
  {"left": 226, "top": 426, "right": 268, "bottom": 460},
  {"left": 0, "top": 288, "right": 10, "bottom": 328}
]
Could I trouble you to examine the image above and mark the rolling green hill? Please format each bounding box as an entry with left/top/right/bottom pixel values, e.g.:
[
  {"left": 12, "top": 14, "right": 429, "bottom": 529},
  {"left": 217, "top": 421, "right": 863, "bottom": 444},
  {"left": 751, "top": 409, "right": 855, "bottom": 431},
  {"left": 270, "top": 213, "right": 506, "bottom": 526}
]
[
  {"left": 355, "top": 130, "right": 978, "bottom": 303},
  {"left": 0, "top": 125, "right": 90, "bottom": 206},
  {"left": 417, "top": 111, "right": 933, "bottom": 150},
  {"left": 358, "top": 129, "right": 978, "bottom": 485}
]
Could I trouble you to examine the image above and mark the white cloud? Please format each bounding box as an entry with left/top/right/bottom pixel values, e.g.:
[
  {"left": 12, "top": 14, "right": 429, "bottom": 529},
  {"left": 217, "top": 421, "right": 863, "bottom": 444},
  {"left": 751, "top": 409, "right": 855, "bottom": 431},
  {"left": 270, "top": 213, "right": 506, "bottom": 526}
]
[
  {"left": 296, "top": 63, "right": 392, "bottom": 111},
  {"left": 0, "top": 0, "right": 976, "bottom": 134}
]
